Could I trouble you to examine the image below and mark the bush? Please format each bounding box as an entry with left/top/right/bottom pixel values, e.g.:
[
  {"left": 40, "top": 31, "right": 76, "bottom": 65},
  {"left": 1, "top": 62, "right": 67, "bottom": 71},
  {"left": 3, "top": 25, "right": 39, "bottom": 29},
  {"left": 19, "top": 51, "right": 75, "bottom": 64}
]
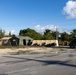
[
  {"left": 41, "top": 42, "right": 46, "bottom": 46},
  {"left": 32, "top": 43, "right": 40, "bottom": 46},
  {"left": 45, "top": 43, "right": 56, "bottom": 47}
]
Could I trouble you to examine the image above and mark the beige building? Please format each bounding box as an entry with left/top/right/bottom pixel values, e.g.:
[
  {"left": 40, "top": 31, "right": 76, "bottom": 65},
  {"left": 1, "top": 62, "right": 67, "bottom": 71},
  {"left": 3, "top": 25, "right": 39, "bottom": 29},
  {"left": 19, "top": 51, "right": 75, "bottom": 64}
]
[
  {"left": 0, "top": 37, "right": 59, "bottom": 46},
  {"left": 0, "top": 37, "right": 11, "bottom": 45},
  {"left": 32, "top": 40, "right": 59, "bottom": 46},
  {"left": 0, "top": 36, "right": 33, "bottom": 46}
]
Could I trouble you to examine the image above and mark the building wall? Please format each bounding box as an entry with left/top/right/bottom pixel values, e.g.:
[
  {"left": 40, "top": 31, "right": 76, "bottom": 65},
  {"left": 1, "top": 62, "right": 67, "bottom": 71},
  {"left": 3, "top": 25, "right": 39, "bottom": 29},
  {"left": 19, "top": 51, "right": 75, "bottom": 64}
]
[
  {"left": 0, "top": 40, "right": 2, "bottom": 45},
  {"left": 32, "top": 40, "right": 59, "bottom": 46},
  {"left": 0, "top": 36, "right": 33, "bottom": 46},
  {"left": 17, "top": 36, "right": 33, "bottom": 46},
  {"left": 0, "top": 37, "right": 59, "bottom": 46},
  {"left": 0, "top": 37, "right": 11, "bottom": 46}
]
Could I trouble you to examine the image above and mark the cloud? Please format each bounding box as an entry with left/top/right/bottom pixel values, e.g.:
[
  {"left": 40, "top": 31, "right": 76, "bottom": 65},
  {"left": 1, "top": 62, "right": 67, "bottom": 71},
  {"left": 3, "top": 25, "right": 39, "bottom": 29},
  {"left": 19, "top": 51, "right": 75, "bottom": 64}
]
[
  {"left": 35, "top": 24, "right": 71, "bottom": 34},
  {"left": 35, "top": 24, "right": 58, "bottom": 32},
  {"left": 63, "top": 0, "right": 76, "bottom": 19},
  {"left": 11, "top": 30, "right": 15, "bottom": 34}
]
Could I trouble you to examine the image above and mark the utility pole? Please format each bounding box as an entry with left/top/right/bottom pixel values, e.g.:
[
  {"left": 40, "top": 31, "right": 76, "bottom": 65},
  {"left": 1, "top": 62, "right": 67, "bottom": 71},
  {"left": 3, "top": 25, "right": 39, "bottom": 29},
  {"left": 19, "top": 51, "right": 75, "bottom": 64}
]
[
  {"left": 56, "top": 27, "right": 59, "bottom": 46},
  {"left": 56, "top": 27, "right": 58, "bottom": 40}
]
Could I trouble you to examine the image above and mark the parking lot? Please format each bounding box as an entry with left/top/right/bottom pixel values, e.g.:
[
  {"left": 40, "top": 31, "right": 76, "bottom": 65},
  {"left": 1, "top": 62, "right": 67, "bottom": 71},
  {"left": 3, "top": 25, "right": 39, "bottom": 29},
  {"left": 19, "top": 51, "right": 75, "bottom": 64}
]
[{"left": 0, "top": 47, "right": 76, "bottom": 75}]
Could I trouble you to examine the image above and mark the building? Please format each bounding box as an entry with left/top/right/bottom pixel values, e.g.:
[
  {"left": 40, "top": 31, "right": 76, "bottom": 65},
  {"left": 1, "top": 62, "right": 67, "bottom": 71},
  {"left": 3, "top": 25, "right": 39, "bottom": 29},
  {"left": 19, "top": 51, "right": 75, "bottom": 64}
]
[
  {"left": 0, "top": 36, "right": 58, "bottom": 46},
  {"left": 0, "top": 36, "right": 33, "bottom": 46},
  {"left": 0, "top": 37, "right": 11, "bottom": 46},
  {"left": 17, "top": 36, "right": 33, "bottom": 46},
  {"left": 32, "top": 40, "right": 59, "bottom": 46}
]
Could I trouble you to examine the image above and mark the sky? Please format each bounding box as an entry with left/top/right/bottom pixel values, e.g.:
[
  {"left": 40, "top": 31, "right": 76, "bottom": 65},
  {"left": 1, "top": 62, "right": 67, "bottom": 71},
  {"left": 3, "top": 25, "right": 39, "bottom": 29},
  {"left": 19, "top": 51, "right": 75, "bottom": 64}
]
[{"left": 0, "top": 0, "right": 76, "bottom": 35}]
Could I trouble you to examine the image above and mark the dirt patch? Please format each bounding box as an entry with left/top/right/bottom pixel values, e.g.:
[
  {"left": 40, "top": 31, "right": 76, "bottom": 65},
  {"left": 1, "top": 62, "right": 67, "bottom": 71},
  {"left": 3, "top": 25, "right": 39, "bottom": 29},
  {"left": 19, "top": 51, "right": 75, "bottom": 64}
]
[{"left": 0, "top": 47, "right": 71, "bottom": 55}]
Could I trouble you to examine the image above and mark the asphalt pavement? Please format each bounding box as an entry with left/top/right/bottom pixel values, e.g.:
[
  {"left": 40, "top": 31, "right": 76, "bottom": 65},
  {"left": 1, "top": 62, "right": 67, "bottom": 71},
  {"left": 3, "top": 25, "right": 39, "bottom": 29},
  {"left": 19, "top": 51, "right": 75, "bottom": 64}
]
[{"left": 0, "top": 48, "right": 76, "bottom": 75}]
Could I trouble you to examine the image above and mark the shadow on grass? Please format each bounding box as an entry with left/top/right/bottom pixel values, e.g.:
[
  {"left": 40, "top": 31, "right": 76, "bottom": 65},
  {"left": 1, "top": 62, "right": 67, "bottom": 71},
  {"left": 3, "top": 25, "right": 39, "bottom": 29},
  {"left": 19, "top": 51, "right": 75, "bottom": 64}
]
[{"left": 3, "top": 56, "right": 76, "bottom": 68}]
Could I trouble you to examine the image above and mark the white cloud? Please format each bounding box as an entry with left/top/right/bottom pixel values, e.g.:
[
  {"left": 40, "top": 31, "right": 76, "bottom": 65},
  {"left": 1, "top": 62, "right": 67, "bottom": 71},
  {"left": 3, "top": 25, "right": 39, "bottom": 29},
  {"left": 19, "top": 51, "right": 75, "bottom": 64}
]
[
  {"left": 35, "top": 24, "right": 71, "bottom": 34},
  {"left": 11, "top": 30, "right": 15, "bottom": 34},
  {"left": 35, "top": 24, "right": 59, "bottom": 32},
  {"left": 63, "top": 0, "right": 76, "bottom": 19}
]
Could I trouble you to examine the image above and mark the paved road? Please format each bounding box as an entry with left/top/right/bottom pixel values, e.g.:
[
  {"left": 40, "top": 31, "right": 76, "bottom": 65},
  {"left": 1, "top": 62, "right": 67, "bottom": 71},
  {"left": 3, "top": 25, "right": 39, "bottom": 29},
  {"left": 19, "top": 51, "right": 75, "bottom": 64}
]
[{"left": 0, "top": 49, "right": 76, "bottom": 75}]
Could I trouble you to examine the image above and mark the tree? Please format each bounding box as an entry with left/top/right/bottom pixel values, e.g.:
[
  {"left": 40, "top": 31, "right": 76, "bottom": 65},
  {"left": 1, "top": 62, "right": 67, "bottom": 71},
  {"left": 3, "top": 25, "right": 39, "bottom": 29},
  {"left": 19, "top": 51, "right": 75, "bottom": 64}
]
[
  {"left": 60, "top": 32, "right": 70, "bottom": 41},
  {"left": 19, "top": 28, "right": 43, "bottom": 40},
  {"left": 44, "top": 29, "right": 50, "bottom": 35},
  {"left": 42, "top": 29, "right": 55, "bottom": 40},
  {"left": 0, "top": 28, "right": 5, "bottom": 39},
  {"left": 71, "top": 29, "right": 76, "bottom": 37},
  {"left": 8, "top": 31, "right": 12, "bottom": 37}
]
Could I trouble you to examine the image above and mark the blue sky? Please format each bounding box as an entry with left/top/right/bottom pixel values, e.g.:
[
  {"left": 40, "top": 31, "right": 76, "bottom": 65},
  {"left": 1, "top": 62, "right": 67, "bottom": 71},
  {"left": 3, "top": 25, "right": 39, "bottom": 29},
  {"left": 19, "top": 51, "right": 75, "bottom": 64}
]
[{"left": 0, "top": 0, "right": 76, "bottom": 35}]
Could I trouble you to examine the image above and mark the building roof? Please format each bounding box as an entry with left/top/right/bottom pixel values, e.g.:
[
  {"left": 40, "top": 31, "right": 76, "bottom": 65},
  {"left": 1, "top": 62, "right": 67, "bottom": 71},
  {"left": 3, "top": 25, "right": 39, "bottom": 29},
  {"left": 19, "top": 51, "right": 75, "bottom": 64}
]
[
  {"left": 17, "top": 36, "right": 33, "bottom": 40},
  {"left": 1, "top": 36, "right": 33, "bottom": 40},
  {"left": 1, "top": 37, "right": 11, "bottom": 40}
]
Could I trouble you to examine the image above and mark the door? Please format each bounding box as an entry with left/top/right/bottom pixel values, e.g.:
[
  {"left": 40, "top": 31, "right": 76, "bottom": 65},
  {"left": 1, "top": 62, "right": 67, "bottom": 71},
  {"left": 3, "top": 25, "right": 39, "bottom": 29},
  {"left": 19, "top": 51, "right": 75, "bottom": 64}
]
[{"left": 23, "top": 39, "right": 26, "bottom": 45}]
